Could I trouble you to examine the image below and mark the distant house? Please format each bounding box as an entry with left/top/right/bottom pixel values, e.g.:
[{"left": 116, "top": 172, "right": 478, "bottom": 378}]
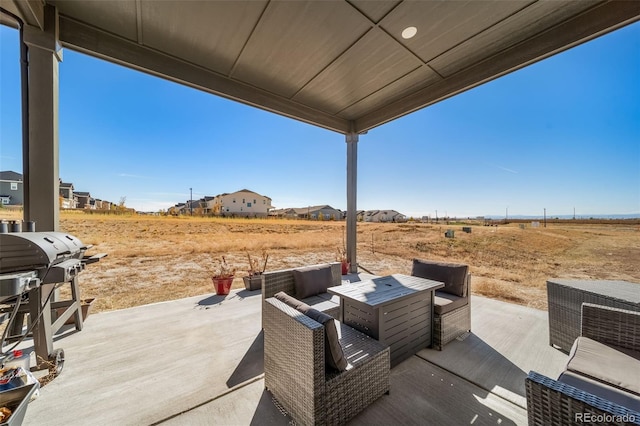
[
  {"left": 0, "top": 171, "right": 24, "bottom": 206},
  {"left": 272, "top": 205, "right": 343, "bottom": 221},
  {"left": 59, "top": 181, "right": 78, "bottom": 209},
  {"left": 74, "top": 191, "right": 94, "bottom": 209},
  {"left": 363, "top": 210, "right": 407, "bottom": 223},
  {"left": 169, "top": 203, "right": 186, "bottom": 215},
  {"left": 211, "top": 189, "right": 272, "bottom": 217},
  {"left": 200, "top": 196, "right": 215, "bottom": 215},
  {"left": 270, "top": 208, "right": 298, "bottom": 218}
]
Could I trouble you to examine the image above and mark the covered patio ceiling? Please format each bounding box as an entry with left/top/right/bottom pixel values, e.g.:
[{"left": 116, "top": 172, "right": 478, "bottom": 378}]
[{"left": 3, "top": 0, "right": 640, "bottom": 135}]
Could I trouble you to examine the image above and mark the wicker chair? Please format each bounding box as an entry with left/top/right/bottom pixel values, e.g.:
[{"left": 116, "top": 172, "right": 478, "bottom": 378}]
[
  {"left": 526, "top": 304, "right": 640, "bottom": 425},
  {"left": 264, "top": 297, "right": 390, "bottom": 425},
  {"left": 262, "top": 262, "right": 342, "bottom": 325},
  {"left": 410, "top": 259, "right": 471, "bottom": 350}
]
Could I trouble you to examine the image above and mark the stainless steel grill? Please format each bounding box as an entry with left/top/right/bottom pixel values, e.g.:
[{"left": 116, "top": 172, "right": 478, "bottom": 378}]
[
  {"left": 0, "top": 232, "right": 88, "bottom": 278},
  {"left": 0, "top": 229, "right": 106, "bottom": 376}
]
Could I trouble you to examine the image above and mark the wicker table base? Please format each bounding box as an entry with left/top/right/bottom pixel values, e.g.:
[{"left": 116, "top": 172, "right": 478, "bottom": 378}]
[{"left": 547, "top": 279, "right": 640, "bottom": 353}]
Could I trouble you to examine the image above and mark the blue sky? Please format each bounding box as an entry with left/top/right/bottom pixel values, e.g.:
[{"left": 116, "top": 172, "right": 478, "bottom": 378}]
[{"left": 1, "top": 22, "right": 639, "bottom": 218}]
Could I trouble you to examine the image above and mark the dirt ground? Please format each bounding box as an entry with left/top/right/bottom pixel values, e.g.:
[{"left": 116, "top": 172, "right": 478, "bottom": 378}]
[{"left": 2, "top": 210, "right": 639, "bottom": 313}]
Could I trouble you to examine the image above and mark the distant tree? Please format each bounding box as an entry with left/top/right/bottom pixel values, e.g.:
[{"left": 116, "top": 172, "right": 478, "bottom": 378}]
[{"left": 117, "top": 196, "right": 127, "bottom": 213}]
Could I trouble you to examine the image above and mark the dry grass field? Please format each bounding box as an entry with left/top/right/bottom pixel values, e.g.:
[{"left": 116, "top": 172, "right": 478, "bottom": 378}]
[{"left": 2, "top": 210, "right": 639, "bottom": 313}]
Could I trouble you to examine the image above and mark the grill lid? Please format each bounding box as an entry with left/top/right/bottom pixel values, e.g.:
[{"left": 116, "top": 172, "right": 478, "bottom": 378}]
[{"left": 0, "top": 232, "right": 87, "bottom": 274}]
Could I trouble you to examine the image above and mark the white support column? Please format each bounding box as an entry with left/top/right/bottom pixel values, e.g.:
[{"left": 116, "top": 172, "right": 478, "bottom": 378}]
[
  {"left": 23, "top": 5, "right": 62, "bottom": 231},
  {"left": 346, "top": 132, "right": 358, "bottom": 273}
]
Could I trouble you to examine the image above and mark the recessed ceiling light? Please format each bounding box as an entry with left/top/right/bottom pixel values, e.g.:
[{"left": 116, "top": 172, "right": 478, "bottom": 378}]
[{"left": 402, "top": 26, "right": 417, "bottom": 39}]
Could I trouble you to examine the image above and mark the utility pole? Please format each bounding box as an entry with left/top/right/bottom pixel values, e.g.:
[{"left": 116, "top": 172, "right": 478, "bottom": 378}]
[
  {"left": 544, "top": 208, "right": 546, "bottom": 227},
  {"left": 190, "top": 188, "right": 193, "bottom": 216}
]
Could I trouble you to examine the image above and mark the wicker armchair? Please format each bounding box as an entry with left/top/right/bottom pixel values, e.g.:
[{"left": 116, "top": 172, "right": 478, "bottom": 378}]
[
  {"left": 410, "top": 259, "right": 471, "bottom": 350},
  {"left": 262, "top": 262, "right": 342, "bottom": 325},
  {"left": 526, "top": 304, "right": 640, "bottom": 425},
  {"left": 264, "top": 297, "right": 390, "bottom": 425}
]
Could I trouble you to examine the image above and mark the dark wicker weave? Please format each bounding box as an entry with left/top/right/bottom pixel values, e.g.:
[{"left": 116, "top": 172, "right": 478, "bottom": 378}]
[
  {"left": 433, "top": 275, "right": 471, "bottom": 350},
  {"left": 526, "top": 372, "right": 640, "bottom": 426},
  {"left": 526, "top": 304, "right": 640, "bottom": 425},
  {"left": 264, "top": 297, "right": 390, "bottom": 426},
  {"left": 262, "top": 262, "right": 342, "bottom": 325},
  {"left": 547, "top": 279, "right": 640, "bottom": 353}
]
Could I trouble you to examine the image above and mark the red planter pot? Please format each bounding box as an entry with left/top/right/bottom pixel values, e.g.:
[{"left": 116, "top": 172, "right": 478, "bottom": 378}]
[
  {"left": 212, "top": 277, "right": 234, "bottom": 295},
  {"left": 341, "top": 261, "right": 350, "bottom": 275}
]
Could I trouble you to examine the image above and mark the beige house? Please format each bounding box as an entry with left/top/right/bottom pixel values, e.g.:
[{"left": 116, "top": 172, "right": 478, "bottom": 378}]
[
  {"left": 363, "top": 210, "right": 407, "bottom": 223},
  {"left": 207, "top": 189, "right": 272, "bottom": 217},
  {"left": 271, "top": 205, "right": 343, "bottom": 221}
]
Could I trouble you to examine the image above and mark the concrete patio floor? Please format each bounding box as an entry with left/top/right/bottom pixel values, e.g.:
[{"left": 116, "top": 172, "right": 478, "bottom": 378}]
[{"left": 19, "top": 283, "right": 568, "bottom": 425}]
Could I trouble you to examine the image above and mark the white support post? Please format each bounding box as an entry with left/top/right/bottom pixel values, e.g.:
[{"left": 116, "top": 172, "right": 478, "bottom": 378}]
[
  {"left": 346, "top": 132, "right": 358, "bottom": 273},
  {"left": 23, "top": 4, "right": 62, "bottom": 231}
]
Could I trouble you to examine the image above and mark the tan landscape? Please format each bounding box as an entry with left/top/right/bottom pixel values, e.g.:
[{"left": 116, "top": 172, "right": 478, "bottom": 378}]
[{"left": 2, "top": 210, "right": 639, "bottom": 314}]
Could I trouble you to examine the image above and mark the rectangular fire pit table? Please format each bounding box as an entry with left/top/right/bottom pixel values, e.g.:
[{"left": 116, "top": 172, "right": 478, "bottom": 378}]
[
  {"left": 328, "top": 274, "right": 443, "bottom": 367},
  {"left": 547, "top": 279, "right": 640, "bottom": 353}
]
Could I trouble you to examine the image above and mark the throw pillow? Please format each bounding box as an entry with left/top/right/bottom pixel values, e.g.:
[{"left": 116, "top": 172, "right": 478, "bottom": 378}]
[
  {"left": 274, "top": 291, "right": 311, "bottom": 311},
  {"left": 299, "top": 307, "right": 348, "bottom": 372},
  {"left": 293, "top": 264, "right": 333, "bottom": 299},
  {"left": 274, "top": 291, "right": 348, "bottom": 372}
]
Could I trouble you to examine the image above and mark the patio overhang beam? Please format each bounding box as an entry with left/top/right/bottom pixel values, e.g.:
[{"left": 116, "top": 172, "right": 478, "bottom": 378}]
[
  {"left": 57, "top": 17, "right": 351, "bottom": 135},
  {"left": 0, "top": 0, "right": 44, "bottom": 30}
]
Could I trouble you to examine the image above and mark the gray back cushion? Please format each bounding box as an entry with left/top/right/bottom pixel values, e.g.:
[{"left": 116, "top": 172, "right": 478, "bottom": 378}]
[
  {"left": 302, "top": 308, "right": 348, "bottom": 372},
  {"left": 411, "top": 259, "right": 468, "bottom": 297},
  {"left": 293, "top": 264, "right": 333, "bottom": 299},
  {"left": 274, "top": 291, "right": 348, "bottom": 372}
]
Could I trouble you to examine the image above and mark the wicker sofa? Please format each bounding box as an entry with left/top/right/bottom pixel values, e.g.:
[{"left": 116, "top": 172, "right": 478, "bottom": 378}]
[
  {"left": 262, "top": 262, "right": 342, "bottom": 325},
  {"left": 410, "top": 259, "right": 471, "bottom": 350},
  {"left": 526, "top": 303, "right": 640, "bottom": 425},
  {"left": 264, "top": 296, "right": 390, "bottom": 425}
]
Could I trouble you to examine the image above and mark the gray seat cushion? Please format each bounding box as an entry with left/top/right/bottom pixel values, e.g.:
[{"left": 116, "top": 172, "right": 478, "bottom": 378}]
[
  {"left": 566, "top": 337, "right": 640, "bottom": 396},
  {"left": 433, "top": 291, "right": 468, "bottom": 315},
  {"left": 293, "top": 264, "right": 333, "bottom": 299},
  {"left": 411, "top": 259, "right": 468, "bottom": 297},
  {"left": 274, "top": 291, "right": 347, "bottom": 372},
  {"left": 301, "top": 294, "right": 340, "bottom": 314},
  {"left": 558, "top": 370, "right": 640, "bottom": 411}
]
